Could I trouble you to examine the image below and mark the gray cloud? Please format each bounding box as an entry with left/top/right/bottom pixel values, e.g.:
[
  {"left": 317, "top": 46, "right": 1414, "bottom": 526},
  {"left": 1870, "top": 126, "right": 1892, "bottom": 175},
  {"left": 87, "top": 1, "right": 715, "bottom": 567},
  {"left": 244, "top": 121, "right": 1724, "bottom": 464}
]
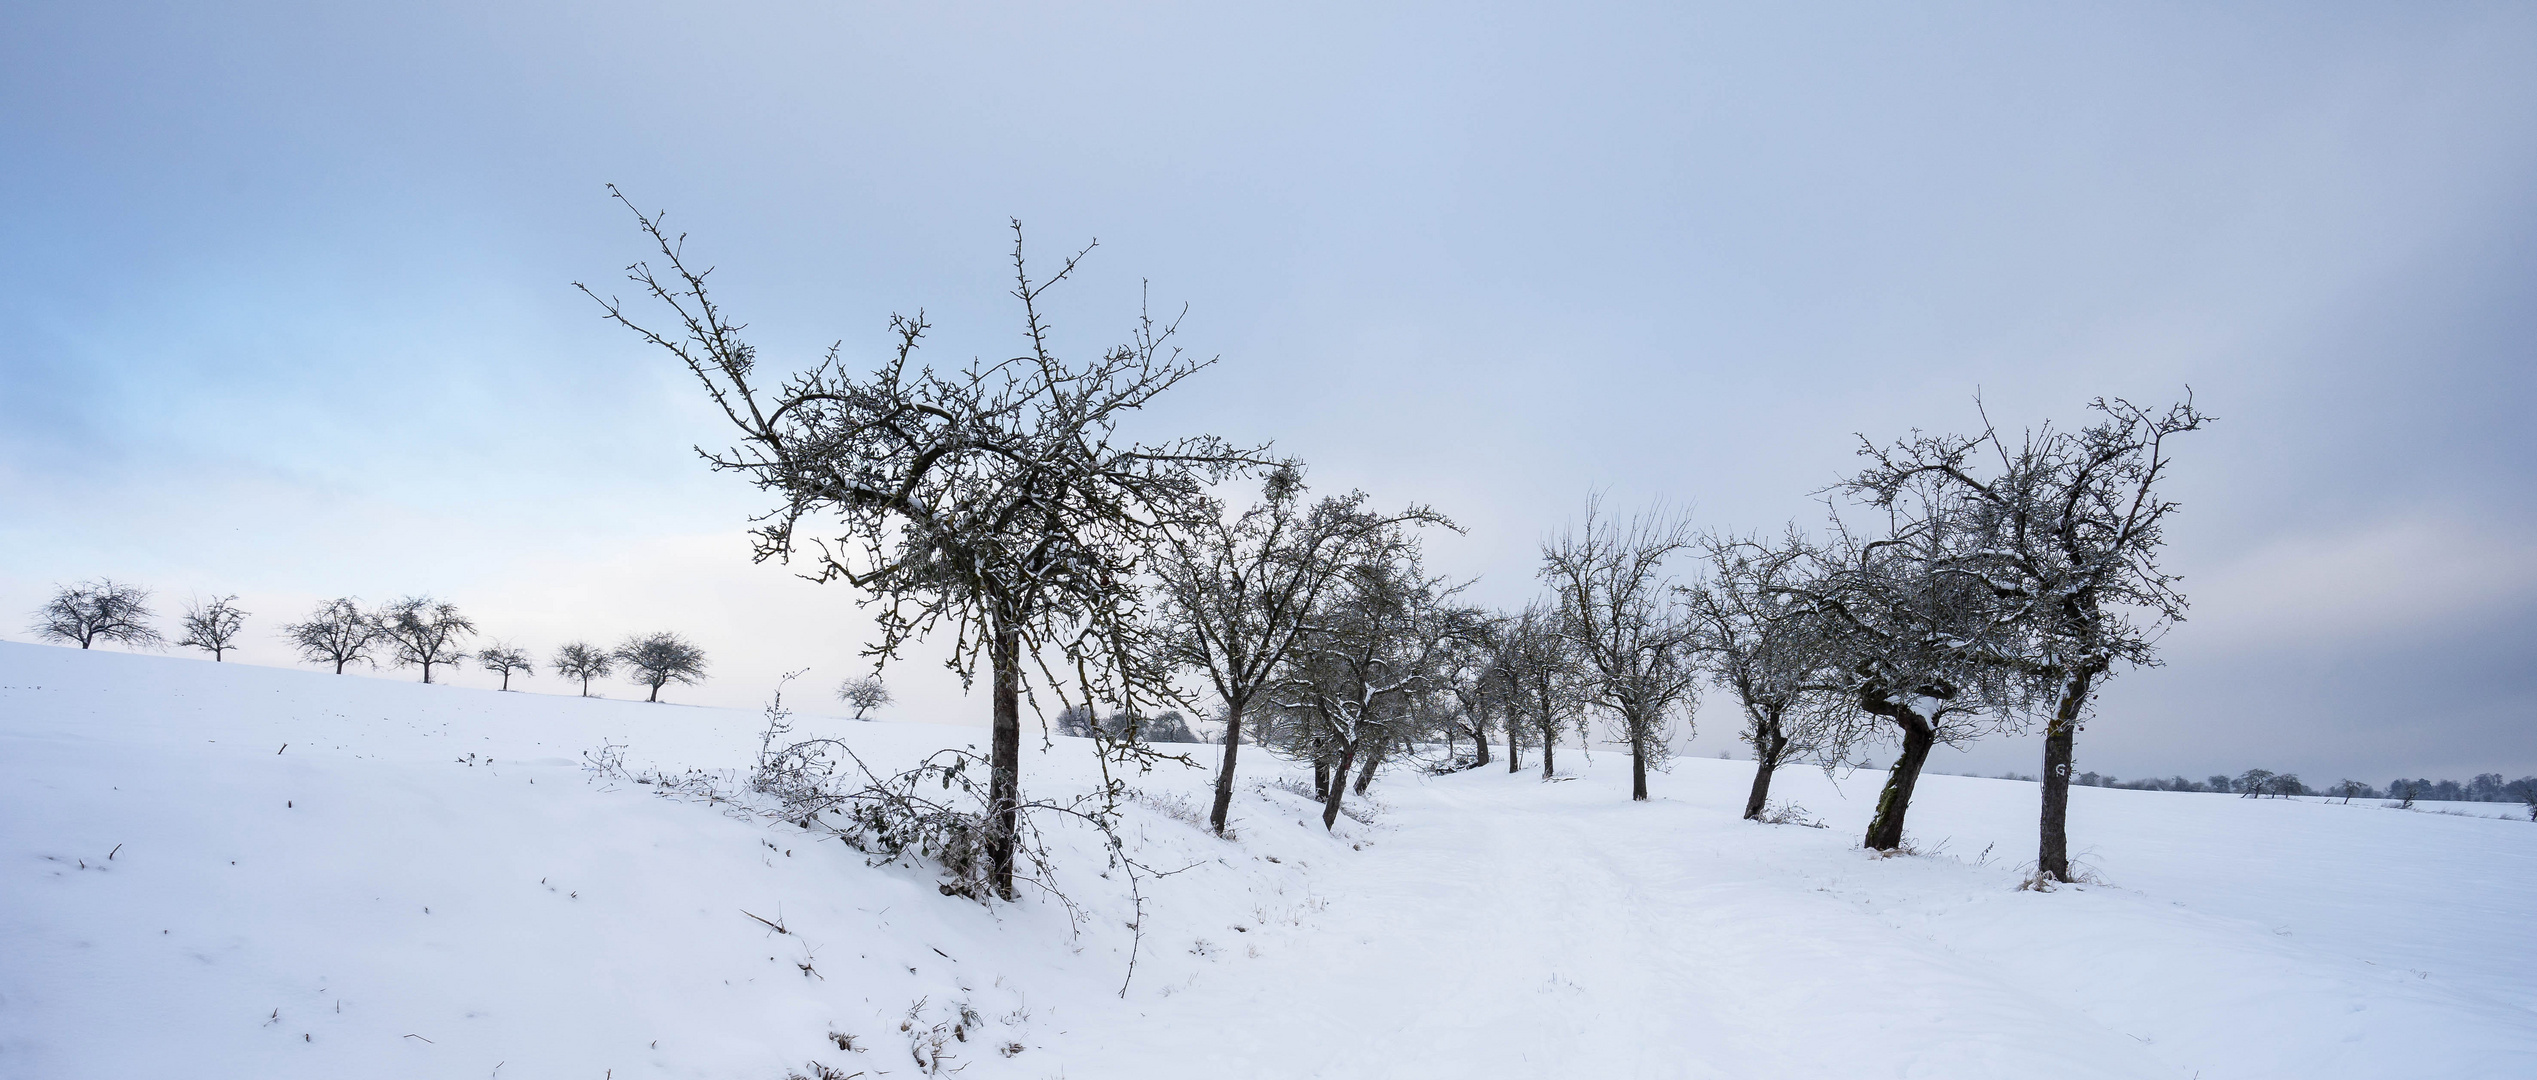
[{"left": 4, "top": 1, "right": 2533, "bottom": 781}]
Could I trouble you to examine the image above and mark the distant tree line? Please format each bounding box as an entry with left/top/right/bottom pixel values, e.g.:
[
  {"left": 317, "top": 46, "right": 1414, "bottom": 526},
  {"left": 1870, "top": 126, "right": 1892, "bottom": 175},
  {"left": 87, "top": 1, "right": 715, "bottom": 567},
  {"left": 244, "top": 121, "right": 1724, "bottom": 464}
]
[
  {"left": 2051, "top": 769, "right": 2537, "bottom": 806},
  {"left": 24, "top": 581, "right": 714, "bottom": 704}
]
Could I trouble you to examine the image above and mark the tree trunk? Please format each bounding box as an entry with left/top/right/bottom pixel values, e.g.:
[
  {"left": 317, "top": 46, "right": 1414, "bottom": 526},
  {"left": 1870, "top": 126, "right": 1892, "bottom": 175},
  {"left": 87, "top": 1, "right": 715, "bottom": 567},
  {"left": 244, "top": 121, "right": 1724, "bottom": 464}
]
[
  {"left": 1322, "top": 740, "right": 1361, "bottom": 830},
  {"left": 647, "top": 682, "right": 660, "bottom": 702},
  {"left": 1209, "top": 699, "right": 1245, "bottom": 836},
  {"left": 1540, "top": 722, "right": 1556, "bottom": 779},
  {"left": 1507, "top": 713, "right": 1520, "bottom": 773},
  {"left": 1313, "top": 756, "right": 1331, "bottom": 799},
  {"left": 1473, "top": 715, "right": 1492, "bottom": 768},
  {"left": 335, "top": 658, "right": 348, "bottom": 674},
  {"left": 1742, "top": 713, "right": 1789, "bottom": 821},
  {"left": 1862, "top": 712, "right": 1935, "bottom": 851},
  {"left": 1629, "top": 715, "right": 1649, "bottom": 801},
  {"left": 1352, "top": 741, "right": 1384, "bottom": 796},
  {"left": 2037, "top": 668, "right": 2093, "bottom": 883},
  {"left": 987, "top": 621, "right": 1023, "bottom": 899},
  {"left": 422, "top": 662, "right": 435, "bottom": 685}
]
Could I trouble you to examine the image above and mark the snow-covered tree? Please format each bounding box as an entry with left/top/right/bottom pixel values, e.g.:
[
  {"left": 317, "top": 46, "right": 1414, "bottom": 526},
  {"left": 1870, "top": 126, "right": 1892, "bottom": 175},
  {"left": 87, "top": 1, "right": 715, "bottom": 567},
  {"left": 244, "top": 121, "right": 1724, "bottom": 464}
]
[
  {"left": 1689, "top": 532, "right": 1849, "bottom": 820},
  {"left": 1540, "top": 499, "right": 1702, "bottom": 802},
  {"left": 1274, "top": 545, "right": 1475, "bottom": 828},
  {"left": 614, "top": 632, "right": 706, "bottom": 703},
  {"left": 1774, "top": 500, "right": 2038, "bottom": 852},
  {"left": 1492, "top": 600, "right": 1591, "bottom": 779},
  {"left": 585, "top": 194, "right": 1260, "bottom": 897},
  {"left": 377, "top": 596, "right": 476, "bottom": 684},
  {"left": 284, "top": 598, "right": 379, "bottom": 673},
  {"left": 31, "top": 579, "right": 163, "bottom": 651},
  {"left": 478, "top": 642, "right": 535, "bottom": 690},
  {"left": 838, "top": 675, "right": 891, "bottom": 719},
  {"left": 177, "top": 595, "right": 249, "bottom": 661},
  {"left": 1847, "top": 394, "right": 2207, "bottom": 881},
  {"left": 2233, "top": 768, "right": 2276, "bottom": 799},
  {"left": 1435, "top": 624, "right": 1506, "bottom": 769},
  {"left": 1151, "top": 465, "right": 1451, "bottom": 834}
]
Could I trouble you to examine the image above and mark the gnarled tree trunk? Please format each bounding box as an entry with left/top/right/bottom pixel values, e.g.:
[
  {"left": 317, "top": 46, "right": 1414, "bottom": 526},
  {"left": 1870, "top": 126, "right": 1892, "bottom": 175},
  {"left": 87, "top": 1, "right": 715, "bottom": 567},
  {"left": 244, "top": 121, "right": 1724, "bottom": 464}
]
[
  {"left": 1209, "top": 700, "right": 1246, "bottom": 836},
  {"left": 2037, "top": 667, "right": 2095, "bottom": 882},
  {"left": 987, "top": 621, "right": 1023, "bottom": 899},
  {"left": 1352, "top": 740, "right": 1384, "bottom": 796},
  {"left": 1628, "top": 710, "right": 1650, "bottom": 801},
  {"left": 1862, "top": 707, "right": 1935, "bottom": 851},
  {"left": 1742, "top": 711, "right": 1790, "bottom": 821},
  {"left": 1322, "top": 740, "right": 1362, "bottom": 829}
]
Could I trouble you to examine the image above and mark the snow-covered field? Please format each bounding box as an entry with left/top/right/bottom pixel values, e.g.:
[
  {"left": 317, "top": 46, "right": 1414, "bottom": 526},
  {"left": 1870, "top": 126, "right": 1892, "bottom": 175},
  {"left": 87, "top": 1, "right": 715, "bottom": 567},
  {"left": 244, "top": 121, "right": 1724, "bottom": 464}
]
[{"left": 5, "top": 642, "right": 2533, "bottom": 1079}]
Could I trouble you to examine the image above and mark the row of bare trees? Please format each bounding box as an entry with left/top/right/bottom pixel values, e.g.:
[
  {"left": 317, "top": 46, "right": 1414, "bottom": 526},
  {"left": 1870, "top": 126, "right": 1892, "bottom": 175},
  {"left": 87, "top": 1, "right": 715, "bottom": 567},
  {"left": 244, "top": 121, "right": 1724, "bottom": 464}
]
[
  {"left": 31, "top": 580, "right": 249, "bottom": 660},
  {"left": 26, "top": 583, "right": 708, "bottom": 703},
  {"left": 279, "top": 596, "right": 709, "bottom": 701},
  {"left": 589, "top": 190, "right": 2204, "bottom": 896}
]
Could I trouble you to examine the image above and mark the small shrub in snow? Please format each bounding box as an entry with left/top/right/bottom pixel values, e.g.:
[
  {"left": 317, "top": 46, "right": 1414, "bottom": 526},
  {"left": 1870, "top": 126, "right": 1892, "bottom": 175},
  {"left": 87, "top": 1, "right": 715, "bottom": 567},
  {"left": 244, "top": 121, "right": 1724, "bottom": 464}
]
[
  {"left": 2019, "top": 864, "right": 2105, "bottom": 891},
  {"left": 1753, "top": 801, "right": 1828, "bottom": 829},
  {"left": 1131, "top": 788, "right": 1209, "bottom": 831},
  {"left": 747, "top": 674, "right": 1156, "bottom": 904}
]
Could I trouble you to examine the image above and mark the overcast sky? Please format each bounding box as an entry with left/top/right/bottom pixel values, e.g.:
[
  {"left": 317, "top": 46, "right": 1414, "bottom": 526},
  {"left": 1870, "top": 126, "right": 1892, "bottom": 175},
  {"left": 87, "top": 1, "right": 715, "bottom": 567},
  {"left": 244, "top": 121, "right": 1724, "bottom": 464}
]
[{"left": 5, "top": 1, "right": 2533, "bottom": 783}]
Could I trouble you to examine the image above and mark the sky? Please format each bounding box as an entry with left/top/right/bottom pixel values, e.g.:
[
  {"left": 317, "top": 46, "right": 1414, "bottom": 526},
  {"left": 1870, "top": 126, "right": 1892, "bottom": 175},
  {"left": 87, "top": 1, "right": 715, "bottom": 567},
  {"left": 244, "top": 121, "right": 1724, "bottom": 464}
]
[{"left": 4, "top": 1, "right": 2534, "bottom": 784}]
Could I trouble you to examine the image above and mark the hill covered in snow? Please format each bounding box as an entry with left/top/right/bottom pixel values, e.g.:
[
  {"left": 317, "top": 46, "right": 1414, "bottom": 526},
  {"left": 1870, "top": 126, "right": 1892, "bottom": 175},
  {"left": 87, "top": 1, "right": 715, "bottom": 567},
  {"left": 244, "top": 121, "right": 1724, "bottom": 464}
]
[{"left": 4, "top": 642, "right": 2533, "bottom": 1078}]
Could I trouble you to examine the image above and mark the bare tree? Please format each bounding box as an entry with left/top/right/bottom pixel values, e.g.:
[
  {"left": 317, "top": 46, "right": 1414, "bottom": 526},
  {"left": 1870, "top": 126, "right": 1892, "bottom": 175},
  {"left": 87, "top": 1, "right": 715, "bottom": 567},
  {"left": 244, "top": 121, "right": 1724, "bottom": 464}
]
[
  {"left": 1494, "top": 600, "right": 1590, "bottom": 779},
  {"left": 1540, "top": 499, "right": 1702, "bottom": 802},
  {"left": 1273, "top": 547, "right": 1472, "bottom": 829},
  {"left": 478, "top": 642, "right": 535, "bottom": 690},
  {"left": 1689, "top": 533, "right": 1849, "bottom": 820},
  {"left": 1151, "top": 464, "right": 1452, "bottom": 834},
  {"left": 284, "top": 598, "right": 379, "bottom": 673},
  {"left": 584, "top": 192, "right": 1261, "bottom": 897},
  {"left": 551, "top": 641, "right": 613, "bottom": 696},
  {"left": 377, "top": 596, "right": 476, "bottom": 684},
  {"left": 615, "top": 632, "right": 707, "bottom": 703},
  {"left": 839, "top": 674, "right": 892, "bottom": 719},
  {"left": 31, "top": 579, "right": 163, "bottom": 650},
  {"left": 177, "top": 595, "right": 249, "bottom": 661},
  {"left": 1851, "top": 394, "right": 2207, "bottom": 881},
  {"left": 1774, "top": 504, "right": 2038, "bottom": 852}
]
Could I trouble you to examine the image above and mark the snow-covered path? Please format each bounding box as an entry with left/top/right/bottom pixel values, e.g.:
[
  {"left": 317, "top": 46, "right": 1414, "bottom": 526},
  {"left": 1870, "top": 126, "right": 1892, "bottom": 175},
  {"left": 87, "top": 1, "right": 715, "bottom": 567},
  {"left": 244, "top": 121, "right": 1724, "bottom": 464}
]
[
  {"left": 1090, "top": 772, "right": 2171, "bottom": 1078},
  {"left": 1083, "top": 762, "right": 2537, "bottom": 1079}
]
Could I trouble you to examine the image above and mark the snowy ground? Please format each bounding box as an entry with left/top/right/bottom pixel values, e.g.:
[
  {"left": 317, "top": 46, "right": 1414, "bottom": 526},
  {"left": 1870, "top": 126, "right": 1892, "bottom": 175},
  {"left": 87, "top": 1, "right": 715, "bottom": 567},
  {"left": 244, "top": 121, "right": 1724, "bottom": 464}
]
[{"left": 5, "top": 642, "right": 2533, "bottom": 1079}]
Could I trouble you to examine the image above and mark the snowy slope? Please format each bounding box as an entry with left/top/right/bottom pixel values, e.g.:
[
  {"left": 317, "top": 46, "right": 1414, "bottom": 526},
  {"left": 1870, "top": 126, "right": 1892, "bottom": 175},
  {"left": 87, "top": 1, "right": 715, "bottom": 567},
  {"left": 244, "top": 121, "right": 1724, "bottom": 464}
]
[{"left": 4, "top": 642, "right": 2533, "bottom": 1079}]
